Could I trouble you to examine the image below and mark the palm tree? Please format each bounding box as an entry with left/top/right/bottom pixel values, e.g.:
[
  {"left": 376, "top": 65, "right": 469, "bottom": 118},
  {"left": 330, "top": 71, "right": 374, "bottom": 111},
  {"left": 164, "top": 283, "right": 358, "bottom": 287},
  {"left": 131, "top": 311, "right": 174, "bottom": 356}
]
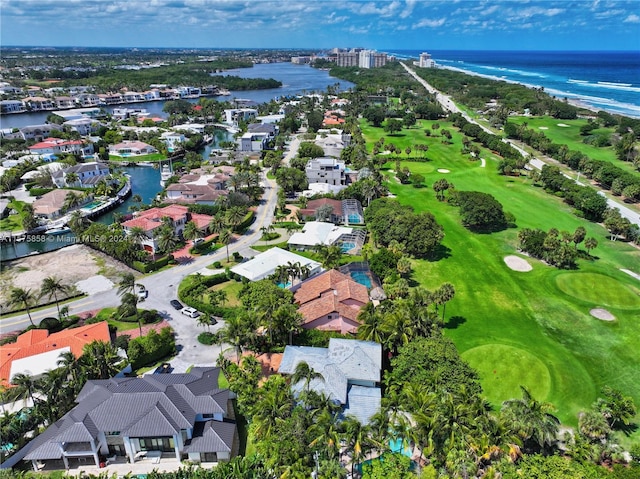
[
  {"left": 584, "top": 237, "right": 598, "bottom": 256},
  {"left": 356, "top": 303, "right": 387, "bottom": 345},
  {"left": 156, "top": 226, "right": 178, "bottom": 255},
  {"left": 117, "top": 273, "right": 141, "bottom": 335},
  {"left": 67, "top": 210, "right": 90, "bottom": 234},
  {"left": 219, "top": 228, "right": 232, "bottom": 262},
  {"left": 342, "top": 417, "right": 376, "bottom": 477},
  {"left": 128, "top": 225, "right": 148, "bottom": 251},
  {"left": 315, "top": 244, "right": 342, "bottom": 270},
  {"left": 436, "top": 282, "right": 456, "bottom": 323},
  {"left": 501, "top": 386, "right": 560, "bottom": 453},
  {"left": 291, "top": 360, "right": 324, "bottom": 394},
  {"left": 183, "top": 220, "right": 202, "bottom": 242},
  {"left": 63, "top": 191, "right": 81, "bottom": 212},
  {"left": 9, "top": 287, "right": 36, "bottom": 326},
  {"left": 117, "top": 272, "right": 136, "bottom": 297},
  {"left": 196, "top": 313, "right": 212, "bottom": 331},
  {"left": 64, "top": 172, "right": 79, "bottom": 186},
  {"left": 40, "top": 276, "right": 70, "bottom": 318},
  {"left": 57, "top": 350, "right": 79, "bottom": 384},
  {"left": 208, "top": 214, "right": 226, "bottom": 236},
  {"left": 225, "top": 206, "right": 246, "bottom": 231},
  {"left": 78, "top": 341, "right": 123, "bottom": 380},
  {"left": 10, "top": 373, "right": 38, "bottom": 405}
]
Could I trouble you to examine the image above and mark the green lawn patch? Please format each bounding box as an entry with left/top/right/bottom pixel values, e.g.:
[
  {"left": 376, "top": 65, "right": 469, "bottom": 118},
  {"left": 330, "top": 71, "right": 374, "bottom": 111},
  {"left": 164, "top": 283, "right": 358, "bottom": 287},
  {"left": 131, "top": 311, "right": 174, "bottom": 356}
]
[
  {"left": 555, "top": 272, "right": 640, "bottom": 309},
  {"left": 210, "top": 281, "right": 243, "bottom": 307},
  {"left": 109, "top": 153, "right": 167, "bottom": 162},
  {"left": 462, "top": 344, "right": 551, "bottom": 407}
]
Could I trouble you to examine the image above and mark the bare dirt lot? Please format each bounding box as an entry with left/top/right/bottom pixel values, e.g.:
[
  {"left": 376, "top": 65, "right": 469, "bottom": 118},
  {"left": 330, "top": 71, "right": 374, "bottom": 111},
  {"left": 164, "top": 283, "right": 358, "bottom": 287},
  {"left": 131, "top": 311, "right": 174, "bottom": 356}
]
[{"left": 1, "top": 244, "right": 136, "bottom": 309}]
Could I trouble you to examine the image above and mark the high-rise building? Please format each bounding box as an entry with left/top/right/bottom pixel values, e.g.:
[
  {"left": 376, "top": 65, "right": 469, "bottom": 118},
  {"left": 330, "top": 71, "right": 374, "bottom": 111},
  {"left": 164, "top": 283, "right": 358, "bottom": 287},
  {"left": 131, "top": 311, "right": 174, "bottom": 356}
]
[{"left": 419, "top": 52, "right": 436, "bottom": 68}]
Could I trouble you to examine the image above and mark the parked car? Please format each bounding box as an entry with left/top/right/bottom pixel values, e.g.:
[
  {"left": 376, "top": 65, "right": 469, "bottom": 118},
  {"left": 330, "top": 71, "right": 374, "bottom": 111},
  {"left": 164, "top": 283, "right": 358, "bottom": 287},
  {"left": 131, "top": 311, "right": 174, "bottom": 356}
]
[
  {"left": 181, "top": 307, "right": 201, "bottom": 318},
  {"left": 193, "top": 238, "right": 204, "bottom": 245},
  {"left": 170, "top": 299, "right": 183, "bottom": 310},
  {"left": 136, "top": 284, "right": 147, "bottom": 300},
  {"left": 154, "top": 363, "right": 172, "bottom": 374}
]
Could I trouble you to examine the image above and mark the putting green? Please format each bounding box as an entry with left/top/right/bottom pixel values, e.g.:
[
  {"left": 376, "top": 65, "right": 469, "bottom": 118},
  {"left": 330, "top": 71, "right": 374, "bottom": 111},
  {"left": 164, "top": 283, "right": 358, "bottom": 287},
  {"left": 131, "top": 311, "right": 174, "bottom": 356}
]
[
  {"left": 462, "top": 344, "right": 551, "bottom": 406},
  {"left": 555, "top": 272, "right": 640, "bottom": 309}
]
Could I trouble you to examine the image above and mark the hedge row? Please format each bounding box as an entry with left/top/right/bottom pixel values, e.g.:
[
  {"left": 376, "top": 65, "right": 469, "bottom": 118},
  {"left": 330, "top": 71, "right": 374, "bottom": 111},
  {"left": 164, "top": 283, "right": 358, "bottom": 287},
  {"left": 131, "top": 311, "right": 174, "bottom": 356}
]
[
  {"left": 178, "top": 273, "right": 230, "bottom": 315},
  {"left": 132, "top": 255, "right": 172, "bottom": 273},
  {"left": 190, "top": 238, "right": 219, "bottom": 255},
  {"left": 29, "top": 187, "right": 55, "bottom": 197},
  {"left": 127, "top": 327, "right": 175, "bottom": 370},
  {"left": 234, "top": 210, "right": 255, "bottom": 233}
]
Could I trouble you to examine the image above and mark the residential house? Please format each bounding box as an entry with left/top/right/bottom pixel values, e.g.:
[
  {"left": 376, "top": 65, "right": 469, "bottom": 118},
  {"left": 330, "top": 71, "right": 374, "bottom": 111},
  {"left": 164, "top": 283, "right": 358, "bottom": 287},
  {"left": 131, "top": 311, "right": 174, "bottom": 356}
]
[
  {"left": 74, "top": 93, "right": 101, "bottom": 107},
  {"left": 20, "top": 125, "right": 63, "bottom": 142},
  {"left": 293, "top": 270, "right": 369, "bottom": 334},
  {"left": 63, "top": 118, "right": 100, "bottom": 136},
  {"left": 0, "top": 322, "right": 111, "bottom": 389},
  {"left": 29, "top": 138, "right": 94, "bottom": 158},
  {"left": 22, "top": 96, "right": 55, "bottom": 111},
  {"left": 305, "top": 157, "right": 346, "bottom": 186},
  {"left": 54, "top": 97, "right": 75, "bottom": 109},
  {"left": 287, "top": 221, "right": 353, "bottom": 251},
  {"left": 108, "top": 141, "right": 157, "bottom": 157},
  {"left": 32, "top": 189, "right": 87, "bottom": 219},
  {"left": 314, "top": 129, "right": 351, "bottom": 158},
  {"left": 238, "top": 132, "right": 270, "bottom": 152},
  {"left": 53, "top": 108, "right": 103, "bottom": 121},
  {"left": 279, "top": 339, "right": 381, "bottom": 424},
  {"left": 247, "top": 122, "right": 278, "bottom": 138},
  {"left": 122, "top": 205, "right": 210, "bottom": 253},
  {"left": 300, "top": 198, "right": 364, "bottom": 225},
  {"left": 8, "top": 367, "right": 238, "bottom": 471},
  {"left": 223, "top": 108, "right": 258, "bottom": 126},
  {"left": 161, "top": 131, "right": 186, "bottom": 152},
  {"left": 0, "top": 100, "right": 25, "bottom": 114},
  {"left": 165, "top": 168, "right": 232, "bottom": 205},
  {"left": 98, "top": 93, "right": 123, "bottom": 105},
  {"left": 51, "top": 162, "right": 110, "bottom": 188},
  {"left": 231, "top": 247, "right": 322, "bottom": 282}
]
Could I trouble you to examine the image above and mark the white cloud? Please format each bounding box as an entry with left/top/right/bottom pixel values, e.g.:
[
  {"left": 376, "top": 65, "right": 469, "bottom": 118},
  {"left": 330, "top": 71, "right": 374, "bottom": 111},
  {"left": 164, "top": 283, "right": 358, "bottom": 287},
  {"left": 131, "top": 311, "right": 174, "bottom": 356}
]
[
  {"left": 623, "top": 13, "right": 640, "bottom": 23},
  {"left": 399, "top": 0, "right": 417, "bottom": 19},
  {"left": 412, "top": 18, "right": 446, "bottom": 29}
]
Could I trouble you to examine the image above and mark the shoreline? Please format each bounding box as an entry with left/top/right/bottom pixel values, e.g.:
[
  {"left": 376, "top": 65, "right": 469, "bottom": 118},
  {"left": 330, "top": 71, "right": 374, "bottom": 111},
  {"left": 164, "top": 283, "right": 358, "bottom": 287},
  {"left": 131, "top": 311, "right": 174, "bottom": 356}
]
[{"left": 436, "top": 64, "right": 640, "bottom": 119}]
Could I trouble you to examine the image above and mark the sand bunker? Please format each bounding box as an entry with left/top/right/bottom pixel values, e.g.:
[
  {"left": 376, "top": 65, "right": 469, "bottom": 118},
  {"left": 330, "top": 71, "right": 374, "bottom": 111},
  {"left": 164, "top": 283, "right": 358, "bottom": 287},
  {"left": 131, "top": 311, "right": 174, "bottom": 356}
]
[
  {"left": 539, "top": 126, "right": 549, "bottom": 130},
  {"left": 590, "top": 308, "right": 615, "bottom": 321},
  {"left": 557, "top": 123, "right": 570, "bottom": 127},
  {"left": 504, "top": 255, "right": 532, "bottom": 272},
  {"left": 437, "top": 168, "right": 450, "bottom": 173}
]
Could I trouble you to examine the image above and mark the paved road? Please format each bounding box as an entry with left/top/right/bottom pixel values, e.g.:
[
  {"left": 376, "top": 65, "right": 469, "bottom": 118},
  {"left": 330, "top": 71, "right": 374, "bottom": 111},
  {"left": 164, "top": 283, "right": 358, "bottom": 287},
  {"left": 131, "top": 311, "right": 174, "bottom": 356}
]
[
  {"left": 401, "top": 61, "right": 640, "bottom": 227},
  {"left": 1, "top": 172, "right": 280, "bottom": 351}
]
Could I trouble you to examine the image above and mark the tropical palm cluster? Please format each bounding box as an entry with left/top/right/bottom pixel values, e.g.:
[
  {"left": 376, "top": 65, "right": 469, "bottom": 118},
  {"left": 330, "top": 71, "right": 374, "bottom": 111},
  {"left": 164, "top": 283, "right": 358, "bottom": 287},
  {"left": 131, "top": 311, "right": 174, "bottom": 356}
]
[{"left": 7, "top": 276, "right": 74, "bottom": 323}]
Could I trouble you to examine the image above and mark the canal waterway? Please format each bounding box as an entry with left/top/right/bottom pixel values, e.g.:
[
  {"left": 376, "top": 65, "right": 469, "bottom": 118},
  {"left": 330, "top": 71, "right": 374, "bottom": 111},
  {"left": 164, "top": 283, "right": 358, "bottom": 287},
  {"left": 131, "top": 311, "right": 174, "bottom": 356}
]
[{"left": 0, "top": 63, "right": 354, "bottom": 129}]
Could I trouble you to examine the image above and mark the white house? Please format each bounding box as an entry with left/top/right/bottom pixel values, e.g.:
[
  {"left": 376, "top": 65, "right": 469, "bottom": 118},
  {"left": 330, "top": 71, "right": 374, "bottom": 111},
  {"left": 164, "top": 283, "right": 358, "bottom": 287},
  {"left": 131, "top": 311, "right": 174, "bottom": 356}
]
[
  {"left": 51, "top": 162, "right": 110, "bottom": 188},
  {"left": 108, "top": 141, "right": 157, "bottom": 157},
  {"left": 223, "top": 108, "right": 258, "bottom": 126},
  {"left": 288, "top": 221, "right": 353, "bottom": 250},
  {"left": 305, "top": 157, "right": 346, "bottom": 186},
  {"left": 231, "top": 247, "right": 322, "bottom": 282}
]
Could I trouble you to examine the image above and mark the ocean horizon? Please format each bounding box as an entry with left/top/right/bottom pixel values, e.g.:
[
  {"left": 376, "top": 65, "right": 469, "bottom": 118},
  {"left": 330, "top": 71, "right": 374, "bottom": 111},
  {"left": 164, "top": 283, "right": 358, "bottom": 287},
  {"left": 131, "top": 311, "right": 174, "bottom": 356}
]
[{"left": 386, "top": 50, "right": 640, "bottom": 118}]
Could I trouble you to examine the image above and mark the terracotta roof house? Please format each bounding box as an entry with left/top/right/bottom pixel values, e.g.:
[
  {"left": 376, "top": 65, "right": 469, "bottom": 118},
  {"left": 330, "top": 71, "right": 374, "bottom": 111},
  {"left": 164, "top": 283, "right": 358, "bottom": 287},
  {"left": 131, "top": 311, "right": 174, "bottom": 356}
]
[
  {"left": 165, "top": 170, "right": 231, "bottom": 205},
  {"left": 122, "top": 205, "right": 211, "bottom": 253},
  {"left": 279, "top": 339, "right": 381, "bottom": 424},
  {"left": 300, "top": 198, "right": 364, "bottom": 225},
  {"left": 4, "top": 367, "right": 238, "bottom": 471},
  {"left": 294, "top": 270, "right": 369, "bottom": 334},
  {"left": 108, "top": 141, "right": 157, "bottom": 157},
  {"left": 28, "top": 137, "right": 94, "bottom": 158},
  {"left": 32, "top": 189, "right": 86, "bottom": 219},
  {"left": 0, "top": 322, "right": 111, "bottom": 389}
]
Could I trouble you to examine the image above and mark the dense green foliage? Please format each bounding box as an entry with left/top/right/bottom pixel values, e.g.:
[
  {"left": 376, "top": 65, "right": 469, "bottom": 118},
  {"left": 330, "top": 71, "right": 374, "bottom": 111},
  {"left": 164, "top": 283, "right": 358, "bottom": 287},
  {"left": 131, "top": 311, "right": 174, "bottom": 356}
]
[
  {"left": 127, "top": 327, "right": 176, "bottom": 369},
  {"left": 451, "top": 190, "right": 508, "bottom": 232}
]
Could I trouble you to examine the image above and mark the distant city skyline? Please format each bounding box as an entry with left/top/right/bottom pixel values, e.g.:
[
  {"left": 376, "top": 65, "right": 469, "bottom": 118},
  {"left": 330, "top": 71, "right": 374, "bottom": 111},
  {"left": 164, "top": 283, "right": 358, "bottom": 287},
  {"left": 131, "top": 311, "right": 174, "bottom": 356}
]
[{"left": 1, "top": 0, "right": 638, "bottom": 51}]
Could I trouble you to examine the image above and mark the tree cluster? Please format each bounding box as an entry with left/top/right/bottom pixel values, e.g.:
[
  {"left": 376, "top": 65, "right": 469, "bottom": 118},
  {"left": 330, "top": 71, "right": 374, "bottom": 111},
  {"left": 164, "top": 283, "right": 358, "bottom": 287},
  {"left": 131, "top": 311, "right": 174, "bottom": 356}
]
[{"left": 450, "top": 190, "right": 509, "bottom": 232}]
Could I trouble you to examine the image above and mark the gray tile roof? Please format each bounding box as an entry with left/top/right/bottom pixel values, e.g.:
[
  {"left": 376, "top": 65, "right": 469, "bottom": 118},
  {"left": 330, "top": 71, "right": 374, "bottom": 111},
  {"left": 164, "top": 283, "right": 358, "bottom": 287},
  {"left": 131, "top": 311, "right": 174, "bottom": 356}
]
[
  {"left": 343, "top": 385, "right": 381, "bottom": 425},
  {"left": 18, "top": 367, "right": 230, "bottom": 463},
  {"left": 184, "top": 421, "right": 236, "bottom": 453},
  {"left": 279, "top": 339, "right": 381, "bottom": 405}
]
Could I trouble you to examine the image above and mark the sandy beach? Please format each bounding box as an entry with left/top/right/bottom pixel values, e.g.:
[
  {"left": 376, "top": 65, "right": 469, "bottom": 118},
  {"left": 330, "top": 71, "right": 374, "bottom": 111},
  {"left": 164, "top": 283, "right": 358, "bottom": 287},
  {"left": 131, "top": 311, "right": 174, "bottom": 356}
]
[{"left": 0, "top": 244, "right": 136, "bottom": 310}]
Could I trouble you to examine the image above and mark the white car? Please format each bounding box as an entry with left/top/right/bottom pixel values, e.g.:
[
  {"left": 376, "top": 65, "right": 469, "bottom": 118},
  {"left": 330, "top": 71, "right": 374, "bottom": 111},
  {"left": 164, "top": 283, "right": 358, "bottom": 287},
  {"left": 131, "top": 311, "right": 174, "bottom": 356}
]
[
  {"left": 136, "top": 284, "right": 148, "bottom": 300},
  {"left": 180, "top": 307, "right": 201, "bottom": 318}
]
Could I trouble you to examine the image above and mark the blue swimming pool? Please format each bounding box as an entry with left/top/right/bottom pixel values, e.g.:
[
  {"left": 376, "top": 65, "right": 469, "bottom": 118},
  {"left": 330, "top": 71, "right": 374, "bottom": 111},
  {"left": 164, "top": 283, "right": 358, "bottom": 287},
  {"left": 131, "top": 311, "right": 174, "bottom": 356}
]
[
  {"left": 340, "top": 242, "right": 355, "bottom": 253},
  {"left": 83, "top": 200, "right": 103, "bottom": 210},
  {"left": 350, "top": 271, "right": 372, "bottom": 288}
]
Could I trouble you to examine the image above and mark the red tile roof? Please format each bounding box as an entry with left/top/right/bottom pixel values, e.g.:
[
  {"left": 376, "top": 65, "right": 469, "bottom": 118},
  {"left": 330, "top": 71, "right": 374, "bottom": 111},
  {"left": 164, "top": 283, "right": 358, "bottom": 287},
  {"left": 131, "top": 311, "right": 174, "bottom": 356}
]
[
  {"left": 29, "top": 138, "right": 84, "bottom": 150},
  {"left": 0, "top": 322, "right": 111, "bottom": 388},
  {"left": 294, "top": 270, "right": 369, "bottom": 331}
]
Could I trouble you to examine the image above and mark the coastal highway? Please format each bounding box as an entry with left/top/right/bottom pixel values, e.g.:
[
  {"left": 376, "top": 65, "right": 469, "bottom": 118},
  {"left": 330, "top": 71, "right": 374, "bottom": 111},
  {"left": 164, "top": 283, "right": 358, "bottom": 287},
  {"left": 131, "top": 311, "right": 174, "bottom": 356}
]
[
  {"left": 1, "top": 173, "right": 280, "bottom": 332},
  {"left": 401, "top": 62, "right": 640, "bottom": 227}
]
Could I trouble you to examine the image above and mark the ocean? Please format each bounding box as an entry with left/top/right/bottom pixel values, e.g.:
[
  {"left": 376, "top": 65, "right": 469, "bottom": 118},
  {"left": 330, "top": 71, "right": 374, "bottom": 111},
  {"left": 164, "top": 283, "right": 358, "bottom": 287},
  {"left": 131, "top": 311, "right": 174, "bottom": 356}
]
[{"left": 386, "top": 50, "right": 640, "bottom": 118}]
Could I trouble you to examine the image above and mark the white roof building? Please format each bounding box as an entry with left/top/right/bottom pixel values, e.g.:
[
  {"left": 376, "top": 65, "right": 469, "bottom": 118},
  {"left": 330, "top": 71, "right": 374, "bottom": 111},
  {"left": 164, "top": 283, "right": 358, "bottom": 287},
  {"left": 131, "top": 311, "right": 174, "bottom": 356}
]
[
  {"left": 231, "top": 247, "right": 322, "bottom": 282},
  {"left": 288, "top": 221, "right": 352, "bottom": 249}
]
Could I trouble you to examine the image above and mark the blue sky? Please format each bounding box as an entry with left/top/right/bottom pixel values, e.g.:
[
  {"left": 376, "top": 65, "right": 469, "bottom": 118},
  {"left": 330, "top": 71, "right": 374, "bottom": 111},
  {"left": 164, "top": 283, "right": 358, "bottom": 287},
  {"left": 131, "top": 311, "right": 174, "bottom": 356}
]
[{"left": 1, "top": 0, "right": 639, "bottom": 51}]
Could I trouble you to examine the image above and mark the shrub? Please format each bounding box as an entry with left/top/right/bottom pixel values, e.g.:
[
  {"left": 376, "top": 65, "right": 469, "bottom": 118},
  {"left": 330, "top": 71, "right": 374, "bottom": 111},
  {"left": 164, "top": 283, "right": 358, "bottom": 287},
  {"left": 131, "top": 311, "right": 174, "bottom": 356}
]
[
  {"left": 127, "top": 327, "right": 175, "bottom": 370},
  {"left": 198, "top": 332, "right": 219, "bottom": 345},
  {"left": 39, "top": 317, "right": 62, "bottom": 332}
]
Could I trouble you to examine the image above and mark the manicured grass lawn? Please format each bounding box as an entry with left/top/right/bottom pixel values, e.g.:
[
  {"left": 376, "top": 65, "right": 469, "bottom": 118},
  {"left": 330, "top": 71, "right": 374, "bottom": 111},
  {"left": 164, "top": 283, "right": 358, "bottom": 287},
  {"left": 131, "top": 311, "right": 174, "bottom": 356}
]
[
  {"left": 109, "top": 153, "right": 167, "bottom": 162},
  {"left": 362, "top": 120, "right": 640, "bottom": 441},
  {"left": 210, "top": 280, "right": 243, "bottom": 308},
  {"left": 508, "top": 116, "right": 637, "bottom": 174}
]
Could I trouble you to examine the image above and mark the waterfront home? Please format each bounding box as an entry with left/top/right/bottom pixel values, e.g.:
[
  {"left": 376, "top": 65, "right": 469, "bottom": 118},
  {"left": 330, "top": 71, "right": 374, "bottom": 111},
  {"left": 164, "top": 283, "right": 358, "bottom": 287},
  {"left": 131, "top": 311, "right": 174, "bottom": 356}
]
[
  {"left": 279, "top": 339, "right": 381, "bottom": 424},
  {"left": 247, "top": 122, "right": 278, "bottom": 137},
  {"left": 223, "top": 108, "right": 258, "bottom": 126},
  {"left": 63, "top": 118, "right": 101, "bottom": 136},
  {"left": 98, "top": 93, "right": 124, "bottom": 105},
  {"left": 293, "top": 270, "right": 369, "bottom": 335},
  {"left": 238, "top": 132, "right": 270, "bottom": 152},
  {"left": 6, "top": 367, "right": 238, "bottom": 471},
  {"left": 22, "top": 96, "right": 55, "bottom": 111},
  {"left": 33, "top": 189, "right": 88, "bottom": 219},
  {"left": 0, "top": 100, "right": 25, "bottom": 114},
  {"left": 54, "top": 96, "right": 75, "bottom": 109},
  {"left": 29, "top": 137, "right": 94, "bottom": 158},
  {"left": 0, "top": 322, "right": 112, "bottom": 389},
  {"left": 122, "top": 205, "right": 211, "bottom": 253},
  {"left": 20, "top": 124, "right": 63, "bottom": 142},
  {"left": 165, "top": 169, "right": 231, "bottom": 205},
  {"left": 51, "top": 162, "right": 110, "bottom": 188},
  {"left": 109, "top": 141, "right": 157, "bottom": 157},
  {"left": 74, "top": 93, "right": 101, "bottom": 107},
  {"left": 161, "top": 132, "right": 186, "bottom": 152}
]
